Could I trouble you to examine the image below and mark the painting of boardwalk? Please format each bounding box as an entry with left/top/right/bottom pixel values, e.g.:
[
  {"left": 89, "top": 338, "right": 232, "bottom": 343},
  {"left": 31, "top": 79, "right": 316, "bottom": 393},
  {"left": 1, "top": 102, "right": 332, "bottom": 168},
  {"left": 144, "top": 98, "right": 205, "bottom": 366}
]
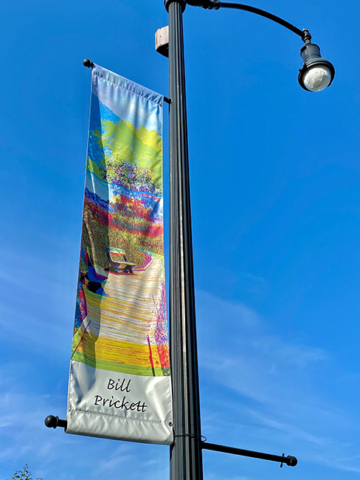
[
  {"left": 71, "top": 67, "right": 169, "bottom": 377},
  {"left": 72, "top": 251, "right": 169, "bottom": 376}
]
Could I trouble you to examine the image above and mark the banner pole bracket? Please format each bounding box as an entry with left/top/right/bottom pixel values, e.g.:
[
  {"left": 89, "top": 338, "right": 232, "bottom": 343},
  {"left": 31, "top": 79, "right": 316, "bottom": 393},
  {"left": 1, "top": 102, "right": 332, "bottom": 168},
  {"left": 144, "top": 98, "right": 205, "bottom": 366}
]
[
  {"left": 44, "top": 415, "right": 67, "bottom": 431},
  {"left": 201, "top": 442, "right": 298, "bottom": 467},
  {"left": 83, "top": 59, "right": 94, "bottom": 68}
]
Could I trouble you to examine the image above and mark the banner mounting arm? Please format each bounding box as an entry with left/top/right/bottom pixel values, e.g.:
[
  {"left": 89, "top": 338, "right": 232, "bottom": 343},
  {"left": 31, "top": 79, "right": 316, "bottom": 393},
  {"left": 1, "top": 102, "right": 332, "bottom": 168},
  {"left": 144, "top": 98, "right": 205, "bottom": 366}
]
[{"left": 201, "top": 441, "right": 298, "bottom": 467}]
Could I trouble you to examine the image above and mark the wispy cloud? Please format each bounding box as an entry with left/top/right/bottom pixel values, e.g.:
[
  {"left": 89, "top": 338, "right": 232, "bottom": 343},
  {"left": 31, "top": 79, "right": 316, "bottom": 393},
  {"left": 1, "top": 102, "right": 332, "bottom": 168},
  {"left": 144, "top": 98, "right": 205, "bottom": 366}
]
[
  {"left": 204, "top": 475, "right": 250, "bottom": 480},
  {"left": 0, "top": 247, "right": 77, "bottom": 358},
  {"left": 196, "top": 290, "right": 360, "bottom": 475},
  {"left": 246, "top": 410, "right": 328, "bottom": 446},
  {"left": 96, "top": 444, "right": 136, "bottom": 471}
]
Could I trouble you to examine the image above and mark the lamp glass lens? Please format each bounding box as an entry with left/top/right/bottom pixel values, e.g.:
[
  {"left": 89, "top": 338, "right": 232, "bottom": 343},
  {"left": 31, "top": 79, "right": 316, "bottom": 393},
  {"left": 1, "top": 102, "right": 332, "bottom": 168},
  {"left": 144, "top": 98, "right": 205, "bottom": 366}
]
[{"left": 303, "top": 65, "right": 332, "bottom": 92}]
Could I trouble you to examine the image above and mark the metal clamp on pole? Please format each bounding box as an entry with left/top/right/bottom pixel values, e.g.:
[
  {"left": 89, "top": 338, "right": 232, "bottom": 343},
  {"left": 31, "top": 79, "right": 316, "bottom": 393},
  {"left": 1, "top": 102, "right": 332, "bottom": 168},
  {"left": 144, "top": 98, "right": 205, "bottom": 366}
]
[
  {"left": 186, "top": 0, "right": 220, "bottom": 9},
  {"left": 201, "top": 442, "right": 298, "bottom": 467}
]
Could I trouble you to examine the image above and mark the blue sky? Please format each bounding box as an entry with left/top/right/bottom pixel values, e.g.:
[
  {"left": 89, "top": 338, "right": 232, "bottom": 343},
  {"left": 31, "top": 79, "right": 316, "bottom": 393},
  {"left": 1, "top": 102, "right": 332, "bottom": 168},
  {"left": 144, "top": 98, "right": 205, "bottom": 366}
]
[{"left": 1, "top": 0, "right": 360, "bottom": 479}]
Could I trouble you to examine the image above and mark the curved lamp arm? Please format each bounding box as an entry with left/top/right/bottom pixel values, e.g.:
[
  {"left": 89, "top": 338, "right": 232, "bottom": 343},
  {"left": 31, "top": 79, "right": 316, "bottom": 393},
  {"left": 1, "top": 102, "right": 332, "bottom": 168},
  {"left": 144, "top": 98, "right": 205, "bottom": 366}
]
[
  {"left": 186, "top": 0, "right": 308, "bottom": 41},
  {"left": 182, "top": 0, "right": 335, "bottom": 91},
  {"left": 220, "top": 2, "right": 304, "bottom": 39}
]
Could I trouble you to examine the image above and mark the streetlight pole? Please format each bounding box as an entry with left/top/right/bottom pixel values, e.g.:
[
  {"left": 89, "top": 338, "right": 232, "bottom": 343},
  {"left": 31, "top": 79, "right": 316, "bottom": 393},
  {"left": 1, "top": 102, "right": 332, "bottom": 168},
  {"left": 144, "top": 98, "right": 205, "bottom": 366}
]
[
  {"left": 166, "top": 1, "right": 204, "bottom": 479},
  {"left": 164, "top": 2, "right": 334, "bottom": 480}
]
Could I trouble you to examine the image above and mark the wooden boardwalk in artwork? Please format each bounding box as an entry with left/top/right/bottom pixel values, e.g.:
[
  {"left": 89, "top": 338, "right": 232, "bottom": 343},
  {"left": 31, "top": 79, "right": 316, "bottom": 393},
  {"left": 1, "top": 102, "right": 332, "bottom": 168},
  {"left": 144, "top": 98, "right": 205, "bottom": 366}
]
[{"left": 72, "top": 255, "right": 170, "bottom": 376}]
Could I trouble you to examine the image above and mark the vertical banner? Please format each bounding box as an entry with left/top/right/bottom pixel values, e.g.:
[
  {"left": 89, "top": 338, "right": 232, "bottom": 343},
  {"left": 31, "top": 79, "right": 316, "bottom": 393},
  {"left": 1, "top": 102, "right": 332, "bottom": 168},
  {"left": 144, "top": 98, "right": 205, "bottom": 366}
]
[{"left": 66, "top": 65, "right": 173, "bottom": 445}]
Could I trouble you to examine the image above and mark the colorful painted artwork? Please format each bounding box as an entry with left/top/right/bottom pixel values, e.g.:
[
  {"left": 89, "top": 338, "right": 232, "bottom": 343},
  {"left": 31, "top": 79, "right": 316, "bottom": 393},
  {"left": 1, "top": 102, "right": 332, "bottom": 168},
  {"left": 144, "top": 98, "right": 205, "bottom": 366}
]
[
  {"left": 71, "top": 66, "right": 169, "bottom": 377},
  {"left": 66, "top": 65, "right": 172, "bottom": 445}
]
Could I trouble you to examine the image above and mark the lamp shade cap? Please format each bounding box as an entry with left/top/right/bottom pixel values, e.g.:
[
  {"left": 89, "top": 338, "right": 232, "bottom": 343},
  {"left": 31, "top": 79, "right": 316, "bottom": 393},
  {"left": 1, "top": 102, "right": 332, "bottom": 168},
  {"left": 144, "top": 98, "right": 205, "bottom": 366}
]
[{"left": 300, "top": 43, "right": 321, "bottom": 63}]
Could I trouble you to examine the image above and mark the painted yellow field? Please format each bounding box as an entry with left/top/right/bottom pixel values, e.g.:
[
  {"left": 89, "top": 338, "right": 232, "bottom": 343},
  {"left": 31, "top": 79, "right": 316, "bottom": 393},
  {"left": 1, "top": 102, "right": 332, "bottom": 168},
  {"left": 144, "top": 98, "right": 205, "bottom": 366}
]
[{"left": 72, "top": 255, "right": 170, "bottom": 376}]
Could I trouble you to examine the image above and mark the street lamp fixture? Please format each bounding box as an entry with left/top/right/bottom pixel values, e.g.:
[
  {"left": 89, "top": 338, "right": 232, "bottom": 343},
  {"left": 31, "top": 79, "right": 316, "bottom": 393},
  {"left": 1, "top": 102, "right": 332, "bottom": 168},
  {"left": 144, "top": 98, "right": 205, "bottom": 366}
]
[{"left": 298, "top": 30, "right": 335, "bottom": 92}]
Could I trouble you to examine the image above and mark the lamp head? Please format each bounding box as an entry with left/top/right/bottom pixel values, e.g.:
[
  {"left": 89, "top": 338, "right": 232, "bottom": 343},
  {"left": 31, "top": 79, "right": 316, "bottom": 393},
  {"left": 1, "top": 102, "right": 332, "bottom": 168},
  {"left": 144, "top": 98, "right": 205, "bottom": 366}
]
[{"left": 298, "top": 43, "right": 335, "bottom": 92}]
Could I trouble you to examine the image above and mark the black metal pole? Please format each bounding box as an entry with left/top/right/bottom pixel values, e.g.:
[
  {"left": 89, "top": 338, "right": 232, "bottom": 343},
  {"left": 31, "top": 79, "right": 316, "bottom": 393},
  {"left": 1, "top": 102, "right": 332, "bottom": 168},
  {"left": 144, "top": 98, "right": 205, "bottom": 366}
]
[{"left": 166, "top": 1, "right": 204, "bottom": 479}]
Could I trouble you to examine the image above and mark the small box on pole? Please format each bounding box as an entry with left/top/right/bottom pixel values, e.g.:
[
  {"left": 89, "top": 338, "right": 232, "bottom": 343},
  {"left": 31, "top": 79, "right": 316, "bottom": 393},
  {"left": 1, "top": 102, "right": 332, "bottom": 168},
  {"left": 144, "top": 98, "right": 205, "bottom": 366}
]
[{"left": 155, "top": 26, "right": 169, "bottom": 58}]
